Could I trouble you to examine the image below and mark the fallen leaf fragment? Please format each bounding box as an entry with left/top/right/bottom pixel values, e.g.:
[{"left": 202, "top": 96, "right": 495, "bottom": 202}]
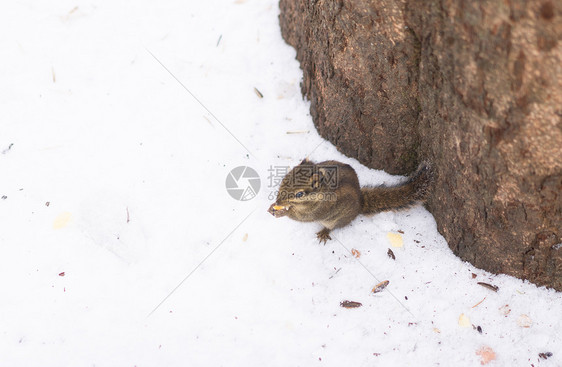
[
  {"left": 53, "top": 212, "right": 72, "bottom": 229},
  {"left": 387, "top": 232, "right": 403, "bottom": 248},
  {"left": 517, "top": 314, "right": 532, "bottom": 328},
  {"left": 340, "top": 300, "right": 362, "bottom": 308},
  {"left": 433, "top": 328, "right": 441, "bottom": 333},
  {"left": 458, "top": 313, "right": 471, "bottom": 327},
  {"left": 387, "top": 248, "right": 395, "bottom": 260},
  {"left": 539, "top": 352, "right": 553, "bottom": 359},
  {"left": 476, "top": 346, "right": 496, "bottom": 365},
  {"left": 351, "top": 248, "right": 361, "bottom": 258},
  {"left": 372, "top": 280, "right": 389, "bottom": 294},
  {"left": 242, "top": 233, "right": 248, "bottom": 242},
  {"left": 58, "top": 272, "right": 65, "bottom": 277},
  {"left": 477, "top": 282, "right": 499, "bottom": 292}
]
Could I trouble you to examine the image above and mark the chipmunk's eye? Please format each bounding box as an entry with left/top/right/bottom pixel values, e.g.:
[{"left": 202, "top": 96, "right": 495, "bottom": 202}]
[{"left": 295, "top": 191, "right": 305, "bottom": 198}]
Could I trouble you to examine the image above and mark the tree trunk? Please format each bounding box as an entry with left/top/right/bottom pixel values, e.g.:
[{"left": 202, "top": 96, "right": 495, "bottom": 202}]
[{"left": 279, "top": 0, "right": 562, "bottom": 290}]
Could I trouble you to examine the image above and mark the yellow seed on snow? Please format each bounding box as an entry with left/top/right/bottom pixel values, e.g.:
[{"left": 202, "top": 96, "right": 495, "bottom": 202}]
[
  {"left": 387, "top": 232, "right": 403, "bottom": 248},
  {"left": 458, "top": 313, "right": 471, "bottom": 327},
  {"left": 372, "top": 280, "right": 390, "bottom": 293},
  {"left": 53, "top": 212, "right": 72, "bottom": 229}
]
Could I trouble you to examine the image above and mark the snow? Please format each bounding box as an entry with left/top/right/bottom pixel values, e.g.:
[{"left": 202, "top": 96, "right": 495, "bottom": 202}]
[{"left": 1, "top": 0, "right": 561, "bottom": 366}]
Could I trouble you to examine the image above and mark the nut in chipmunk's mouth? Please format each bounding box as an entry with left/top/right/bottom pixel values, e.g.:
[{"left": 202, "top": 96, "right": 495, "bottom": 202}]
[{"left": 268, "top": 203, "right": 290, "bottom": 217}]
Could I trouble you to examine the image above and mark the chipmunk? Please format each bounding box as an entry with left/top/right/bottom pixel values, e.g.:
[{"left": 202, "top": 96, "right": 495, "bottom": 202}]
[{"left": 268, "top": 159, "right": 433, "bottom": 243}]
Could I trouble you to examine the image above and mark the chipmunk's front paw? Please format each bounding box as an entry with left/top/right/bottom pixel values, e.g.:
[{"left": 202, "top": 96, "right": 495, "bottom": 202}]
[{"left": 316, "top": 228, "right": 332, "bottom": 244}]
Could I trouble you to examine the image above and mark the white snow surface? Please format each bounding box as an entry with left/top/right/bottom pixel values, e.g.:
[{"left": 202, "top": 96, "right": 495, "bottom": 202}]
[{"left": 1, "top": 1, "right": 561, "bottom": 366}]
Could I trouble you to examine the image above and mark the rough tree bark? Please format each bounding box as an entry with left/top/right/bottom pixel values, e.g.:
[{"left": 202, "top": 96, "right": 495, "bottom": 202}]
[{"left": 279, "top": 0, "right": 562, "bottom": 290}]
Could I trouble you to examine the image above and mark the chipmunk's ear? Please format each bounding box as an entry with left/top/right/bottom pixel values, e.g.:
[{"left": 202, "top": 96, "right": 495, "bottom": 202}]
[
  {"left": 299, "top": 157, "right": 311, "bottom": 166},
  {"left": 310, "top": 169, "right": 324, "bottom": 189}
]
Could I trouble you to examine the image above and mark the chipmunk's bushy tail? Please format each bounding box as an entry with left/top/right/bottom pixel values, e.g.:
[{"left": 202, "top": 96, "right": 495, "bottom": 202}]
[{"left": 360, "top": 162, "right": 433, "bottom": 215}]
